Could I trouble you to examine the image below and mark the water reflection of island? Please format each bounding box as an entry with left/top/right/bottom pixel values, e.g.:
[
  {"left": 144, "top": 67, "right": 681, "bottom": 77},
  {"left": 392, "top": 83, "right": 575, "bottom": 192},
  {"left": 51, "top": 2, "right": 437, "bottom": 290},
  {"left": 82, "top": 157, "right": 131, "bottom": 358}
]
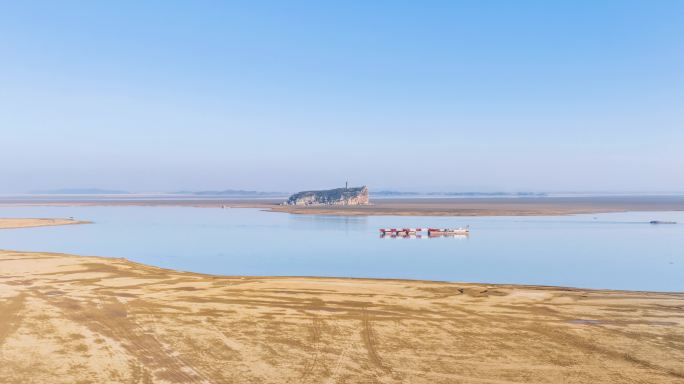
[{"left": 289, "top": 213, "right": 368, "bottom": 234}]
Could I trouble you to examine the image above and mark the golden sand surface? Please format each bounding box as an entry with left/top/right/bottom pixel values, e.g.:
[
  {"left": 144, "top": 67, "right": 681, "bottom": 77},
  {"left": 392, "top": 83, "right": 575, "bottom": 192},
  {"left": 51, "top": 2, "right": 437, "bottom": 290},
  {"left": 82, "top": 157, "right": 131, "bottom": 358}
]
[
  {"left": 0, "top": 218, "right": 89, "bottom": 229},
  {"left": 0, "top": 248, "right": 682, "bottom": 383}
]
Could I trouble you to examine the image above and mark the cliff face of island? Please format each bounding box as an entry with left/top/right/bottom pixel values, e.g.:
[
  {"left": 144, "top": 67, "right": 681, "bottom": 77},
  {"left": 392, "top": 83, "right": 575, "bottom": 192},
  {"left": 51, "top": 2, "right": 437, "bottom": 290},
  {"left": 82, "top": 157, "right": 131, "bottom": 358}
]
[{"left": 284, "top": 186, "right": 369, "bottom": 206}]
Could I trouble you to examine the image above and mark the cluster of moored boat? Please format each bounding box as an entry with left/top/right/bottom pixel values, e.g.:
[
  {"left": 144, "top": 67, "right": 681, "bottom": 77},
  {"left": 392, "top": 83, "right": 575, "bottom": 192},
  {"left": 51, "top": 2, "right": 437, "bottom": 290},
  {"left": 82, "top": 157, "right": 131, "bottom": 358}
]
[{"left": 379, "top": 227, "right": 469, "bottom": 237}]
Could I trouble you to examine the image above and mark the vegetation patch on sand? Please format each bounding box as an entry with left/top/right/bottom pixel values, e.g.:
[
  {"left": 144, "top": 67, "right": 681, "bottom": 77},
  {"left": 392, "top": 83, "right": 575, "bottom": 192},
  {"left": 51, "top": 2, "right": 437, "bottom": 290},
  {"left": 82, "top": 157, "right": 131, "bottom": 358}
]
[{"left": 0, "top": 249, "right": 682, "bottom": 383}]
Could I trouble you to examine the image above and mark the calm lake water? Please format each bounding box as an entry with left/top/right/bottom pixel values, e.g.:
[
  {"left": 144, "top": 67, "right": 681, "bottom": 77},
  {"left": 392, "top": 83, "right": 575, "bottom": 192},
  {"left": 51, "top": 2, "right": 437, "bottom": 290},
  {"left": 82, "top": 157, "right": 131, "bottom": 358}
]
[{"left": 0, "top": 206, "right": 682, "bottom": 292}]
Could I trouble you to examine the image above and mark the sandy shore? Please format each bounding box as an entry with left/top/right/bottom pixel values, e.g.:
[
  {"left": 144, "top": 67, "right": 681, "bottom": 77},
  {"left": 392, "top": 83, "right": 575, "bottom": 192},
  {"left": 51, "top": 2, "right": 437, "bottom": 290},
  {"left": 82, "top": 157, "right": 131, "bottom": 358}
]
[
  {"left": 0, "top": 218, "right": 89, "bottom": 229},
  {"left": 3, "top": 195, "right": 684, "bottom": 216},
  {"left": 1, "top": 220, "right": 683, "bottom": 383},
  {"left": 271, "top": 196, "right": 684, "bottom": 216}
]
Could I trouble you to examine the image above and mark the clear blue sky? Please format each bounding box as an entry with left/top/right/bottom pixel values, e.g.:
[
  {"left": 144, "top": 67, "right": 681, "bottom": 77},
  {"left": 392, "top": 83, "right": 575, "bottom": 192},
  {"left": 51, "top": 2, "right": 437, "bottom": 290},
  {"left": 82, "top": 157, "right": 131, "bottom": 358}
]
[{"left": 1, "top": 1, "right": 682, "bottom": 193}]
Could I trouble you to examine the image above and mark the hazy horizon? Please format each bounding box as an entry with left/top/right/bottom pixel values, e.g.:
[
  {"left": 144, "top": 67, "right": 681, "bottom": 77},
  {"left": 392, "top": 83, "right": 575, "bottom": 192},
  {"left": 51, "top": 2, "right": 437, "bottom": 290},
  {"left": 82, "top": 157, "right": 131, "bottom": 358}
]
[
  {"left": 2, "top": 1, "right": 683, "bottom": 193},
  {"left": 6, "top": 187, "right": 684, "bottom": 196}
]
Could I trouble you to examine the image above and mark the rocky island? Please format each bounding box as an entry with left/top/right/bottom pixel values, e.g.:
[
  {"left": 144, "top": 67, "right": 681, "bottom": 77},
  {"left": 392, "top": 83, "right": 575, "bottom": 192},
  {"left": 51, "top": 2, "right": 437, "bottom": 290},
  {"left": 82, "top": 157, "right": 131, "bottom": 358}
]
[{"left": 284, "top": 186, "right": 369, "bottom": 206}]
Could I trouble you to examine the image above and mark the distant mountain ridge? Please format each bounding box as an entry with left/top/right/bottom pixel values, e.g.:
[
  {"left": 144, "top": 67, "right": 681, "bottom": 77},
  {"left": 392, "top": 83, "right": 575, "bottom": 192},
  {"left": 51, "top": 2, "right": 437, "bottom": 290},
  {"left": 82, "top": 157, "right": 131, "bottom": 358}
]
[
  {"left": 171, "top": 189, "right": 286, "bottom": 197},
  {"left": 30, "top": 188, "right": 129, "bottom": 195},
  {"left": 372, "top": 191, "right": 547, "bottom": 197}
]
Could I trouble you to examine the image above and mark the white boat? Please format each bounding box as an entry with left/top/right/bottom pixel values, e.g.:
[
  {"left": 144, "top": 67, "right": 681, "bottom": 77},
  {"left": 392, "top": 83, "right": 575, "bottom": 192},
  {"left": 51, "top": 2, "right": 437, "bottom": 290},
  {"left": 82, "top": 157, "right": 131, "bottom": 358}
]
[
  {"left": 379, "top": 227, "right": 470, "bottom": 237},
  {"left": 427, "top": 227, "right": 469, "bottom": 236}
]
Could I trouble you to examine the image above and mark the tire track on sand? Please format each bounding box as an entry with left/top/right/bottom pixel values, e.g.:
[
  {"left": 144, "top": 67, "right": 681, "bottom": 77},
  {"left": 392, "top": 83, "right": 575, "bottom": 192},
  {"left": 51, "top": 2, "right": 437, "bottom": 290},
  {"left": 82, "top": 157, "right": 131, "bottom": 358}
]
[
  {"left": 51, "top": 296, "right": 210, "bottom": 384},
  {"left": 361, "top": 308, "right": 390, "bottom": 373},
  {"left": 300, "top": 315, "right": 323, "bottom": 382}
]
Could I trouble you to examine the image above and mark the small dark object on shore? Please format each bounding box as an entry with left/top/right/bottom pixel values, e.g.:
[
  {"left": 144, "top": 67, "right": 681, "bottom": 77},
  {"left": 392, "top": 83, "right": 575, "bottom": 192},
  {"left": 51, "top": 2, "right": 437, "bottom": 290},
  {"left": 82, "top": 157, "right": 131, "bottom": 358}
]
[{"left": 649, "top": 220, "right": 677, "bottom": 224}]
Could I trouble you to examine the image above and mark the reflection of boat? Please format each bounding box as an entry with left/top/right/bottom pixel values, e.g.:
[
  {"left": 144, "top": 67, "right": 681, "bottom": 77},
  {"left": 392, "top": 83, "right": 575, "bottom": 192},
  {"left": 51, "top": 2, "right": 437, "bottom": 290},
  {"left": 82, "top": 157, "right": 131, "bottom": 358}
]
[
  {"left": 381, "top": 233, "right": 425, "bottom": 239},
  {"left": 428, "top": 232, "right": 468, "bottom": 238},
  {"left": 428, "top": 233, "right": 469, "bottom": 239},
  {"left": 650, "top": 220, "right": 677, "bottom": 224}
]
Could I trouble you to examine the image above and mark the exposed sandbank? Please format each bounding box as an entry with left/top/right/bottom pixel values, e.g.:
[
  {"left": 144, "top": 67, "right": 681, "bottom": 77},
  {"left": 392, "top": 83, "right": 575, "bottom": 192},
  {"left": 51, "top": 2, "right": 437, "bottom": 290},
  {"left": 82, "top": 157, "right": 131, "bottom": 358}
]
[
  {"left": 3, "top": 195, "right": 684, "bottom": 216},
  {"left": 0, "top": 218, "right": 89, "bottom": 229},
  {"left": 270, "top": 196, "right": 684, "bottom": 216}
]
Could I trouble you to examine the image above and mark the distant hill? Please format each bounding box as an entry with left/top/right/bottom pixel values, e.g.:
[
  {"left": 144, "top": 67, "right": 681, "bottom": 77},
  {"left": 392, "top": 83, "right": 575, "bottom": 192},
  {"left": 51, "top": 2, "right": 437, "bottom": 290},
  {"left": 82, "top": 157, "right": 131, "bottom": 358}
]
[
  {"left": 30, "top": 188, "right": 130, "bottom": 195},
  {"left": 372, "top": 191, "right": 547, "bottom": 197},
  {"left": 284, "top": 186, "right": 369, "bottom": 206},
  {"left": 171, "top": 189, "right": 286, "bottom": 197}
]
